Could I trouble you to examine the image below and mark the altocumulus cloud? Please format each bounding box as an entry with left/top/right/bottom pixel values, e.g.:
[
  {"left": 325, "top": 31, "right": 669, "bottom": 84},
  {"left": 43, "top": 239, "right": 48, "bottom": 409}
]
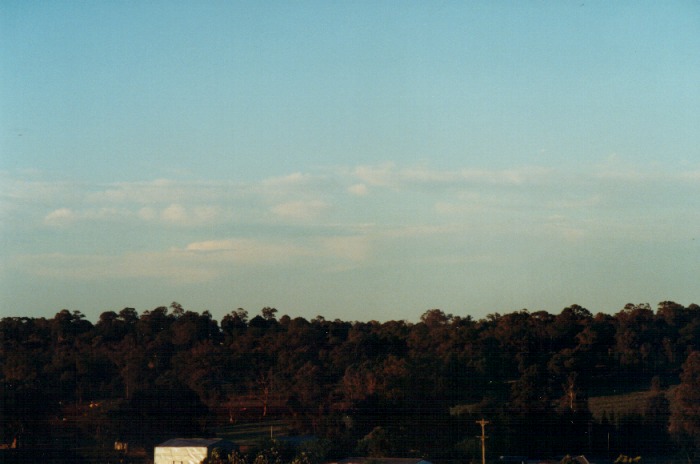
[
  {"left": 271, "top": 200, "right": 328, "bottom": 220},
  {"left": 6, "top": 158, "right": 700, "bottom": 288},
  {"left": 44, "top": 207, "right": 76, "bottom": 225},
  {"left": 12, "top": 232, "right": 376, "bottom": 286},
  {"left": 184, "top": 238, "right": 311, "bottom": 264},
  {"left": 184, "top": 235, "right": 371, "bottom": 265}
]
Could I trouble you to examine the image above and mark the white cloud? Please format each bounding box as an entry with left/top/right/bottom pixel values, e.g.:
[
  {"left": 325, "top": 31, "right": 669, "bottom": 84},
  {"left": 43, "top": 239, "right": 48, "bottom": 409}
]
[
  {"left": 184, "top": 234, "right": 375, "bottom": 268},
  {"left": 44, "top": 208, "right": 76, "bottom": 225},
  {"left": 43, "top": 207, "right": 133, "bottom": 226},
  {"left": 12, "top": 230, "right": 377, "bottom": 285},
  {"left": 185, "top": 239, "right": 240, "bottom": 252},
  {"left": 348, "top": 183, "right": 369, "bottom": 196},
  {"left": 381, "top": 224, "right": 465, "bottom": 238},
  {"left": 680, "top": 170, "right": 700, "bottom": 182},
  {"left": 271, "top": 200, "right": 328, "bottom": 220},
  {"left": 349, "top": 163, "right": 554, "bottom": 190},
  {"left": 6, "top": 160, "right": 699, "bottom": 252},
  {"left": 161, "top": 203, "right": 188, "bottom": 223},
  {"left": 353, "top": 162, "right": 397, "bottom": 187},
  {"left": 185, "top": 238, "right": 311, "bottom": 264},
  {"left": 41, "top": 202, "right": 225, "bottom": 228},
  {"left": 544, "top": 195, "right": 602, "bottom": 210},
  {"left": 541, "top": 215, "right": 587, "bottom": 242},
  {"left": 321, "top": 235, "right": 372, "bottom": 262},
  {"left": 398, "top": 165, "right": 459, "bottom": 183},
  {"left": 591, "top": 154, "right": 695, "bottom": 183},
  {"left": 261, "top": 172, "right": 312, "bottom": 188},
  {"left": 192, "top": 205, "right": 221, "bottom": 222},
  {"left": 85, "top": 179, "right": 242, "bottom": 207},
  {"left": 434, "top": 197, "right": 487, "bottom": 215},
  {"left": 137, "top": 206, "right": 157, "bottom": 221},
  {"left": 151, "top": 204, "right": 225, "bottom": 226}
]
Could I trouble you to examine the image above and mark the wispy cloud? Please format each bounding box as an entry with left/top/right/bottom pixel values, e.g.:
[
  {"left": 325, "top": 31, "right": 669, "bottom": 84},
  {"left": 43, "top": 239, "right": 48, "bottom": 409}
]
[
  {"left": 44, "top": 208, "right": 77, "bottom": 226},
  {"left": 353, "top": 162, "right": 398, "bottom": 187},
  {"left": 680, "top": 170, "right": 700, "bottom": 181},
  {"left": 6, "top": 158, "right": 700, "bottom": 242},
  {"left": 5, "top": 157, "right": 700, "bottom": 315},
  {"left": 260, "top": 172, "right": 314, "bottom": 189},
  {"left": 320, "top": 235, "right": 372, "bottom": 262},
  {"left": 347, "top": 184, "right": 369, "bottom": 196},
  {"left": 85, "top": 178, "right": 237, "bottom": 205},
  {"left": 184, "top": 238, "right": 313, "bottom": 264},
  {"left": 42, "top": 203, "right": 226, "bottom": 227},
  {"left": 271, "top": 200, "right": 328, "bottom": 220},
  {"left": 349, "top": 163, "right": 555, "bottom": 189},
  {"left": 12, "top": 251, "right": 219, "bottom": 283},
  {"left": 43, "top": 207, "right": 133, "bottom": 226},
  {"left": 13, "top": 232, "right": 375, "bottom": 283}
]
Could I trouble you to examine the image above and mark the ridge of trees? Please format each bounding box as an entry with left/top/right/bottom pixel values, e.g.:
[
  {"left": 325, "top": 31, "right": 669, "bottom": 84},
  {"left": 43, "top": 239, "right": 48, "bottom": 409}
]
[{"left": 2, "top": 301, "right": 700, "bottom": 460}]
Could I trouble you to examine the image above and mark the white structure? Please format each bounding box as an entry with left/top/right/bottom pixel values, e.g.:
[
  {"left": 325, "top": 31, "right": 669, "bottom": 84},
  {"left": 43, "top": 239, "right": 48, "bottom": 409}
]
[{"left": 154, "top": 438, "right": 236, "bottom": 464}]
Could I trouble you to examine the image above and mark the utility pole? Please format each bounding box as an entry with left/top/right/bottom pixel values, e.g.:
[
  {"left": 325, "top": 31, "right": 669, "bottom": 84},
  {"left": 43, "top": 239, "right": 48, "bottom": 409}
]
[{"left": 476, "top": 418, "right": 489, "bottom": 464}]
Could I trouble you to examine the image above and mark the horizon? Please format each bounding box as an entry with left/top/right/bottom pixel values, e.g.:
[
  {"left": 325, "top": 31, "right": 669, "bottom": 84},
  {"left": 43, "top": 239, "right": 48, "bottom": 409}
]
[
  {"left": 2, "top": 2, "right": 699, "bottom": 323},
  {"left": 3, "top": 301, "right": 697, "bottom": 326}
]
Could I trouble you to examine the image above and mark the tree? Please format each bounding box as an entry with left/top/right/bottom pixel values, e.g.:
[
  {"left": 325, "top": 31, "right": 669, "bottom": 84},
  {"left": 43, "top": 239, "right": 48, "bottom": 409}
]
[
  {"left": 173, "top": 340, "right": 229, "bottom": 406},
  {"left": 670, "top": 351, "right": 700, "bottom": 452},
  {"left": 123, "top": 381, "right": 208, "bottom": 446},
  {"left": 0, "top": 381, "right": 59, "bottom": 446},
  {"left": 614, "top": 303, "right": 655, "bottom": 371},
  {"left": 110, "top": 333, "right": 149, "bottom": 399},
  {"left": 222, "top": 308, "right": 248, "bottom": 339},
  {"left": 420, "top": 309, "right": 452, "bottom": 327},
  {"left": 643, "top": 377, "right": 671, "bottom": 453},
  {"left": 51, "top": 309, "right": 93, "bottom": 343},
  {"left": 262, "top": 307, "right": 278, "bottom": 321},
  {"left": 170, "top": 301, "right": 185, "bottom": 318},
  {"left": 355, "top": 426, "right": 395, "bottom": 457}
]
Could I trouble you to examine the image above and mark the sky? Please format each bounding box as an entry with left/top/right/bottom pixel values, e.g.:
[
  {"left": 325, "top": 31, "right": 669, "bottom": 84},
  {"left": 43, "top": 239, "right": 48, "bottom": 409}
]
[{"left": 1, "top": 1, "right": 699, "bottom": 323}]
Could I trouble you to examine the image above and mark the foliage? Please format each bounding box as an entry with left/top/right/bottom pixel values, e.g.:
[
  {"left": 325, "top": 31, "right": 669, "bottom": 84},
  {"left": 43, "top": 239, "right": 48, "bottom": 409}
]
[
  {"left": 2, "top": 301, "right": 700, "bottom": 458},
  {"left": 670, "top": 351, "right": 700, "bottom": 454},
  {"left": 204, "top": 449, "right": 315, "bottom": 464}
]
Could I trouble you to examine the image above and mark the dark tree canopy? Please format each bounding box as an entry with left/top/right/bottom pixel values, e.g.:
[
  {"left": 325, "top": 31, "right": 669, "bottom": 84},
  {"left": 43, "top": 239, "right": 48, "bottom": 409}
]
[
  {"left": 2, "top": 301, "right": 700, "bottom": 460},
  {"left": 670, "top": 351, "right": 700, "bottom": 449}
]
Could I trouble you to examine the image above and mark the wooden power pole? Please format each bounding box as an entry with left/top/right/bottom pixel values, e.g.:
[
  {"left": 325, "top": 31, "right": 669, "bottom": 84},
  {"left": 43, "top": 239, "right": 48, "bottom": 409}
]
[{"left": 476, "top": 418, "right": 489, "bottom": 464}]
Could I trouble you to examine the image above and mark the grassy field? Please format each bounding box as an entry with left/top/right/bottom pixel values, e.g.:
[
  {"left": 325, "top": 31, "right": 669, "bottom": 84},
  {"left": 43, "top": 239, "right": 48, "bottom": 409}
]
[
  {"left": 215, "top": 420, "right": 297, "bottom": 449},
  {"left": 588, "top": 387, "right": 675, "bottom": 422}
]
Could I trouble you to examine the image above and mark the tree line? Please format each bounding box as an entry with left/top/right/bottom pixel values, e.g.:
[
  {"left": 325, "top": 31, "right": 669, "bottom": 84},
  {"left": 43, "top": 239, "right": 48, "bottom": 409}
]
[{"left": 2, "top": 301, "right": 700, "bottom": 461}]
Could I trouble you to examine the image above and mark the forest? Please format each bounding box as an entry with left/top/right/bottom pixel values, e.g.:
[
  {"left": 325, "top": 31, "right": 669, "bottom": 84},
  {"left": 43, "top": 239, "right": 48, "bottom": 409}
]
[{"left": 2, "top": 301, "right": 700, "bottom": 463}]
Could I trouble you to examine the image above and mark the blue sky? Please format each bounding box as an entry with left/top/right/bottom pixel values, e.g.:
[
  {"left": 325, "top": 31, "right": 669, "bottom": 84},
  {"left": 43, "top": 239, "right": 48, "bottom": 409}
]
[{"left": 2, "top": 1, "right": 699, "bottom": 322}]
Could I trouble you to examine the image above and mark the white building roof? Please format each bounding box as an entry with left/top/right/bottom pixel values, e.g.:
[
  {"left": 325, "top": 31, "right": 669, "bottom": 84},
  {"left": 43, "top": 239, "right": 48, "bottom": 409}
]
[{"left": 155, "top": 438, "right": 235, "bottom": 464}]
